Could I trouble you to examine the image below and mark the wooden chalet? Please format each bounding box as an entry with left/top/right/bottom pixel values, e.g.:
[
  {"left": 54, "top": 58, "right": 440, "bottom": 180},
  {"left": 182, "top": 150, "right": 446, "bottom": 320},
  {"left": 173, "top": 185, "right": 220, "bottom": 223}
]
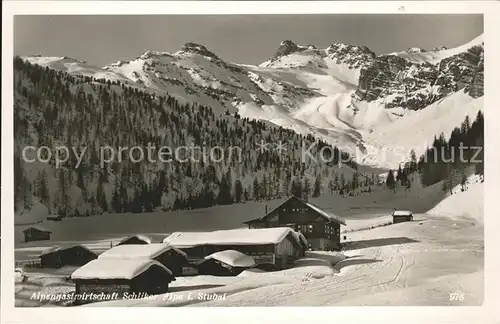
[
  {"left": 243, "top": 196, "right": 346, "bottom": 251},
  {"left": 163, "top": 227, "right": 306, "bottom": 270},
  {"left": 115, "top": 235, "right": 152, "bottom": 246},
  {"left": 40, "top": 245, "right": 97, "bottom": 268},
  {"left": 392, "top": 210, "right": 413, "bottom": 224},
  {"left": 197, "top": 250, "right": 256, "bottom": 276},
  {"left": 22, "top": 226, "right": 51, "bottom": 243},
  {"left": 98, "top": 243, "right": 189, "bottom": 276},
  {"left": 71, "top": 258, "right": 175, "bottom": 305}
]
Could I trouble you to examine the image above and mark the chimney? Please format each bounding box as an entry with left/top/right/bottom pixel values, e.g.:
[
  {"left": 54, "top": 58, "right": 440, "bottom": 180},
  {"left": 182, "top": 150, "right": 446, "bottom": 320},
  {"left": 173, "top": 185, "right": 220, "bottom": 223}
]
[{"left": 265, "top": 205, "right": 268, "bottom": 215}]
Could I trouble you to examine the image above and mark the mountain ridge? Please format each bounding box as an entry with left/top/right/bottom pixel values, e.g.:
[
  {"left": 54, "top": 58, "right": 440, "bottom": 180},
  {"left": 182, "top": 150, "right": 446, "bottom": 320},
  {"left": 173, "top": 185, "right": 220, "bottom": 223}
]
[{"left": 21, "top": 33, "right": 484, "bottom": 169}]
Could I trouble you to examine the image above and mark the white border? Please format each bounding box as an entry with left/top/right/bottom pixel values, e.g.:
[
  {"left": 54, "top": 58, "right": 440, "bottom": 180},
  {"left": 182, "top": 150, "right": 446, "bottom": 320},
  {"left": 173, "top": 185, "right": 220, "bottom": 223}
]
[{"left": 2, "top": 2, "right": 500, "bottom": 324}]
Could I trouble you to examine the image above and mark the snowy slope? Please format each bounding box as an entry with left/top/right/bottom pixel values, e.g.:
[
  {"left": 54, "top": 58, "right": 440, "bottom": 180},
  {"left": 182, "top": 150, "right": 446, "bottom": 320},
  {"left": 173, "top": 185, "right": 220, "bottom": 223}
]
[
  {"left": 359, "top": 90, "right": 483, "bottom": 168},
  {"left": 388, "top": 34, "right": 484, "bottom": 64},
  {"left": 427, "top": 176, "right": 484, "bottom": 223},
  {"left": 22, "top": 56, "right": 133, "bottom": 84},
  {"left": 21, "top": 34, "right": 484, "bottom": 169}
]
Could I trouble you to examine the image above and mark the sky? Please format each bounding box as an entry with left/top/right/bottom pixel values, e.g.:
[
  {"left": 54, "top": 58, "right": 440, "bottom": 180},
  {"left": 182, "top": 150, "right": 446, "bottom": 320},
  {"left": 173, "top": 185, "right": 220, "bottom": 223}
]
[{"left": 14, "top": 15, "right": 483, "bottom": 66}]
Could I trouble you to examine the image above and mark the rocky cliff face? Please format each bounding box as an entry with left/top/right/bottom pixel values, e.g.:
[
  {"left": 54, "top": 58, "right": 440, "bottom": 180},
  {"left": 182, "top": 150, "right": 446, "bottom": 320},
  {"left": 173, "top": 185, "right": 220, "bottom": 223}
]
[
  {"left": 467, "top": 51, "right": 484, "bottom": 98},
  {"left": 355, "top": 43, "right": 484, "bottom": 110}
]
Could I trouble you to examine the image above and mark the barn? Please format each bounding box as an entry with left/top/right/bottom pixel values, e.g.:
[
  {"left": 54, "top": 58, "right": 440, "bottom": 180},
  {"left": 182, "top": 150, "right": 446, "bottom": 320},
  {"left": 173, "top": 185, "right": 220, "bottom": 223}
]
[
  {"left": 392, "top": 210, "right": 414, "bottom": 223},
  {"left": 115, "top": 235, "right": 152, "bottom": 246},
  {"left": 244, "top": 196, "right": 346, "bottom": 251},
  {"left": 71, "top": 258, "right": 175, "bottom": 304},
  {"left": 163, "top": 227, "right": 306, "bottom": 270},
  {"left": 197, "top": 250, "right": 256, "bottom": 276},
  {"left": 40, "top": 245, "right": 97, "bottom": 268},
  {"left": 22, "top": 226, "right": 51, "bottom": 243},
  {"left": 98, "top": 243, "right": 189, "bottom": 276}
]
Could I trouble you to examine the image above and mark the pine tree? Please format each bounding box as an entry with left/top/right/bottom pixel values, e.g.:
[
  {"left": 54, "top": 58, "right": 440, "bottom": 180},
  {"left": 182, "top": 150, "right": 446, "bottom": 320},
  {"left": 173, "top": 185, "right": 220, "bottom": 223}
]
[
  {"left": 409, "top": 149, "right": 418, "bottom": 173},
  {"left": 313, "top": 174, "right": 321, "bottom": 197},
  {"left": 36, "top": 169, "right": 50, "bottom": 210},
  {"left": 386, "top": 170, "right": 396, "bottom": 189},
  {"left": 291, "top": 178, "right": 302, "bottom": 198},
  {"left": 303, "top": 177, "right": 311, "bottom": 199},
  {"left": 234, "top": 180, "right": 243, "bottom": 203},
  {"left": 328, "top": 179, "right": 335, "bottom": 195},
  {"left": 253, "top": 177, "right": 260, "bottom": 200}
]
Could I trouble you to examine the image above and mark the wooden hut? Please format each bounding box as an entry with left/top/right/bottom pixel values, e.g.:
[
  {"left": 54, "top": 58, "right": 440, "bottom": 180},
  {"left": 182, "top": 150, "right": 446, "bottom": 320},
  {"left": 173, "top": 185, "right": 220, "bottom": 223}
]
[
  {"left": 98, "top": 243, "right": 189, "bottom": 276},
  {"left": 22, "top": 226, "right": 51, "bottom": 243},
  {"left": 71, "top": 259, "right": 175, "bottom": 304},
  {"left": 197, "top": 250, "right": 256, "bottom": 276},
  {"left": 115, "top": 235, "right": 152, "bottom": 246},
  {"left": 163, "top": 227, "right": 306, "bottom": 270},
  {"left": 40, "top": 245, "right": 97, "bottom": 268},
  {"left": 392, "top": 210, "right": 413, "bottom": 224},
  {"left": 243, "top": 195, "right": 346, "bottom": 251}
]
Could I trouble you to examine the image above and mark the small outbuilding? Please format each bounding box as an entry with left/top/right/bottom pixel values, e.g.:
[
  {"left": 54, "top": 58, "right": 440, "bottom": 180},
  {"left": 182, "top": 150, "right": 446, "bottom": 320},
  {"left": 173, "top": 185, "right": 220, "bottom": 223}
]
[
  {"left": 98, "top": 243, "right": 189, "bottom": 276},
  {"left": 71, "top": 258, "right": 175, "bottom": 304},
  {"left": 392, "top": 210, "right": 414, "bottom": 224},
  {"left": 197, "top": 250, "right": 256, "bottom": 276},
  {"left": 40, "top": 245, "right": 97, "bottom": 268},
  {"left": 22, "top": 226, "right": 51, "bottom": 243},
  {"left": 115, "top": 235, "right": 152, "bottom": 246}
]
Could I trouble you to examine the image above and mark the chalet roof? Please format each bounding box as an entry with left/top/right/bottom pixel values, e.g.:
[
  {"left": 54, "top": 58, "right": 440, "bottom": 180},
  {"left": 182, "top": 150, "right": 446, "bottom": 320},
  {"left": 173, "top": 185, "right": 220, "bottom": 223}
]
[
  {"left": 39, "top": 244, "right": 95, "bottom": 257},
  {"left": 71, "top": 258, "right": 173, "bottom": 280},
  {"left": 303, "top": 200, "right": 347, "bottom": 226},
  {"left": 116, "top": 234, "right": 152, "bottom": 245},
  {"left": 22, "top": 226, "right": 51, "bottom": 233},
  {"left": 204, "top": 250, "right": 256, "bottom": 268},
  {"left": 244, "top": 196, "right": 346, "bottom": 226},
  {"left": 392, "top": 210, "right": 413, "bottom": 216},
  {"left": 98, "top": 243, "right": 187, "bottom": 260},
  {"left": 163, "top": 227, "right": 299, "bottom": 248}
]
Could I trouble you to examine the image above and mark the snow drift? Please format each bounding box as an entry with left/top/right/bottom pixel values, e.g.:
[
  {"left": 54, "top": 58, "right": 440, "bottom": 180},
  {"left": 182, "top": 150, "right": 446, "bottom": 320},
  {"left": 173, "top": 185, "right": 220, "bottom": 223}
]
[
  {"left": 427, "top": 179, "right": 483, "bottom": 223},
  {"left": 204, "top": 250, "right": 256, "bottom": 268}
]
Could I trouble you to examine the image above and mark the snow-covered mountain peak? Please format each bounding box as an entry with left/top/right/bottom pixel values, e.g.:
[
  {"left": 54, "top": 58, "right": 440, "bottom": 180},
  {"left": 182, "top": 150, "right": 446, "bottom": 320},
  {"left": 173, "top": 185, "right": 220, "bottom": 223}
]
[
  {"left": 387, "top": 33, "right": 484, "bottom": 65},
  {"left": 23, "top": 55, "right": 86, "bottom": 64},
  {"left": 274, "top": 40, "right": 307, "bottom": 57},
  {"left": 431, "top": 45, "right": 448, "bottom": 51},
  {"left": 177, "top": 42, "right": 221, "bottom": 60},
  {"left": 407, "top": 47, "right": 426, "bottom": 53}
]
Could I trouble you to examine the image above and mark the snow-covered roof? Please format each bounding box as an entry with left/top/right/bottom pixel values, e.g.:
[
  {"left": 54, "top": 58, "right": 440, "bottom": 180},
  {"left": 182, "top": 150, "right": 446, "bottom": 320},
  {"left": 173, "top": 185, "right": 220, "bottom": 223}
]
[
  {"left": 22, "top": 226, "right": 51, "bottom": 233},
  {"left": 392, "top": 210, "right": 413, "bottom": 216},
  {"left": 116, "top": 235, "right": 152, "bottom": 245},
  {"left": 292, "top": 231, "right": 308, "bottom": 248},
  {"left": 71, "top": 258, "right": 173, "bottom": 280},
  {"left": 98, "top": 243, "right": 187, "bottom": 260},
  {"left": 163, "top": 227, "right": 299, "bottom": 248},
  {"left": 204, "top": 250, "right": 256, "bottom": 268},
  {"left": 40, "top": 245, "right": 95, "bottom": 257},
  {"left": 304, "top": 201, "right": 347, "bottom": 225}
]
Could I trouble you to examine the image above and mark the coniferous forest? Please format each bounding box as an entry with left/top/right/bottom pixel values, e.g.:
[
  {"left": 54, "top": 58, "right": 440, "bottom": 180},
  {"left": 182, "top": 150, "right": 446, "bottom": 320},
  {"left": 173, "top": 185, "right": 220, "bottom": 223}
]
[
  {"left": 14, "top": 57, "right": 362, "bottom": 218},
  {"left": 417, "top": 110, "right": 484, "bottom": 190},
  {"left": 382, "top": 110, "right": 484, "bottom": 192}
]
